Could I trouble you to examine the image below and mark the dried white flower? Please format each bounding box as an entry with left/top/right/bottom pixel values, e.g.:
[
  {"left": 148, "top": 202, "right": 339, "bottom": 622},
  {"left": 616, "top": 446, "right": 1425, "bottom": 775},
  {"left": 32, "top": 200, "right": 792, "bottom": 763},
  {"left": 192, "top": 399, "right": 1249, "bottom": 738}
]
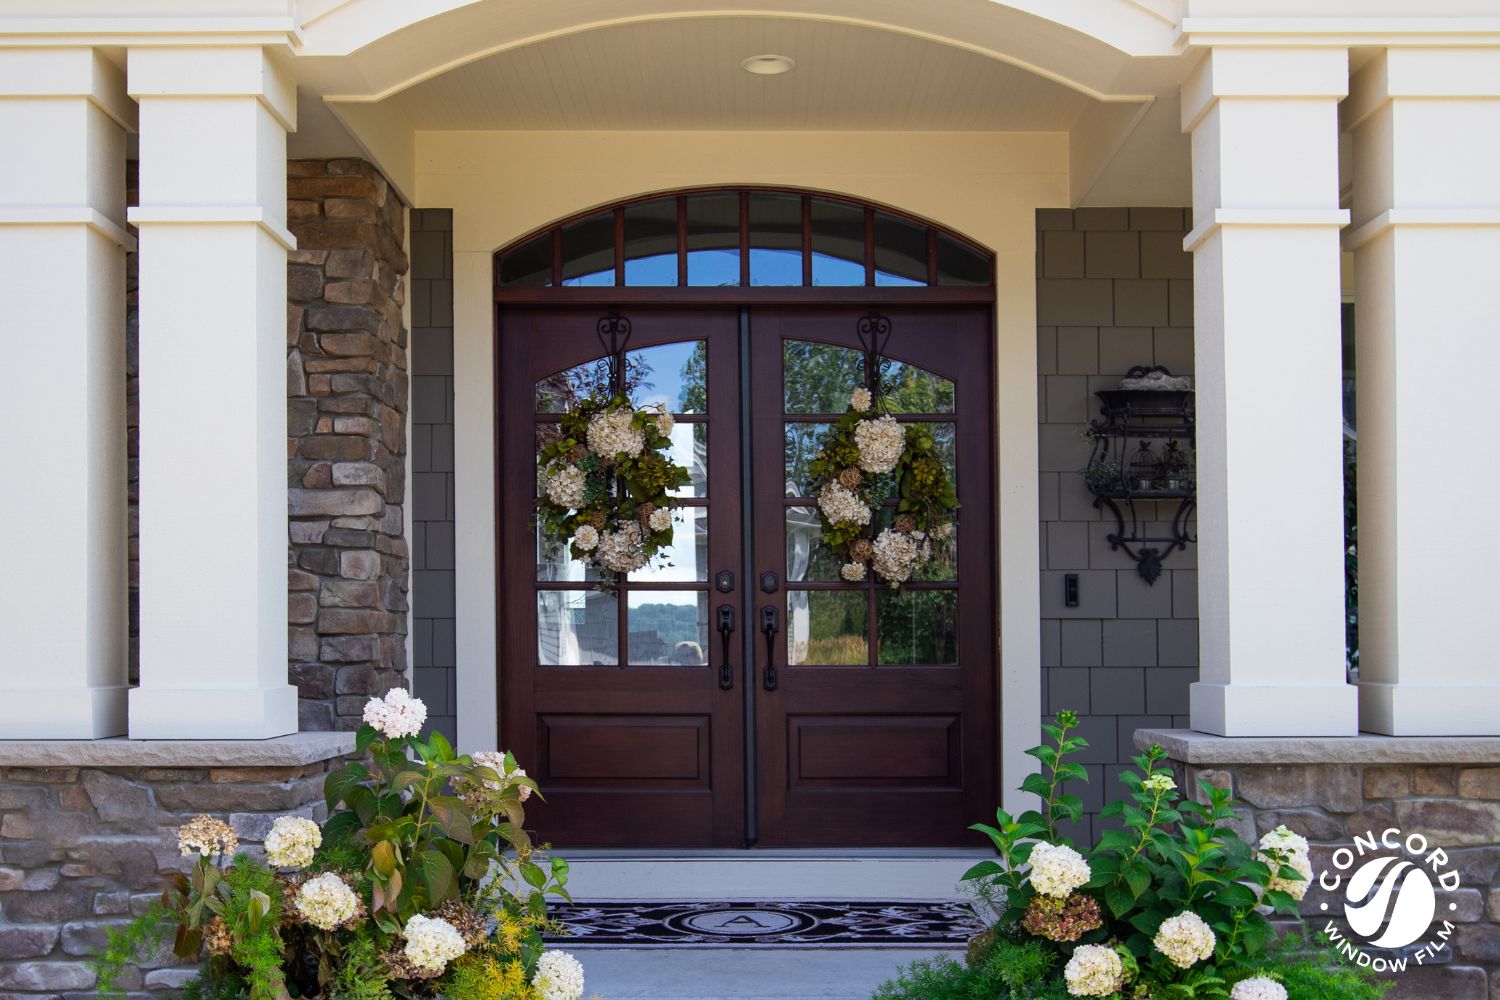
[
  {"left": 596, "top": 521, "right": 648, "bottom": 574},
  {"left": 362, "top": 688, "right": 427, "bottom": 740},
  {"left": 1154, "top": 911, "right": 1217, "bottom": 968},
  {"left": 817, "top": 482, "right": 871, "bottom": 527},
  {"left": 655, "top": 408, "right": 675, "bottom": 437},
  {"left": 295, "top": 873, "right": 358, "bottom": 930},
  {"left": 572, "top": 524, "right": 599, "bottom": 551},
  {"left": 647, "top": 507, "right": 674, "bottom": 533},
  {"left": 264, "top": 816, "right": 321, "bottom": 869},
  {"left": 850, "top": 387, "right": 873, "bottom": 411},
  {"left": 545, "top": 465, "right": 588, "bottom": 509},
  {"left": 402, "top": 914, "right": 466, "bottom": 974},
  {"left": 871, "top": 527, "right": 924, "bottom": 584},
  {"left": 1231, "top": 977, "right": 1288, "bottom": 1000},
  {"left": 841, "top": 562, "right": 867, "bottom": 582},
  {"left": 177, "top": 815, "right": 238, "bottom": 859},
  {"left": 1063, "top": 943, "right": 1122, "bottom": 997},
  {"left": 1028, "top": 841, "right": 1091, "bottom": 899},
  {"left": 532, "top": 951, "right": 586, "bottom": 1000},
  {"left": 854, "top": 414, "right": 905, "bottom": 474},
  {"left": 586, "top": 409, "right": 645, "bottom": 460}
]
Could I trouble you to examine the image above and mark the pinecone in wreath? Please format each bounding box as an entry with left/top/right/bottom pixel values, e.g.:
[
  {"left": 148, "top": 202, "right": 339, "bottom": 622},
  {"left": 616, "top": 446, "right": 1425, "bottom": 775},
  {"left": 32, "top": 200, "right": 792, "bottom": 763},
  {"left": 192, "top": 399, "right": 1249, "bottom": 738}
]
[
  {"left": 838, "top": 467, "right": 863, "bottom": 489},
  {"left": 589, "top": 512, "right": 607, "bottom": 529},
  {"left": 893, "top": 514, "right": 917, "bottom": 534},
  {"left": 850, "top": 538, "right": 874, "bottom": 563}
]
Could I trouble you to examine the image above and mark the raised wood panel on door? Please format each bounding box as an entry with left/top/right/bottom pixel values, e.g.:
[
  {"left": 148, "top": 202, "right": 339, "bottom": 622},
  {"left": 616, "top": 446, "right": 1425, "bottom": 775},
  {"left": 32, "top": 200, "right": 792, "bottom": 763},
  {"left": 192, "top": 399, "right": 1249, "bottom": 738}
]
[
  {"left": 497, "top": 308, "right": 744, "bottom": 847},
  {"left": 750, "top": 307, "right": 996, "bottom": 846}
]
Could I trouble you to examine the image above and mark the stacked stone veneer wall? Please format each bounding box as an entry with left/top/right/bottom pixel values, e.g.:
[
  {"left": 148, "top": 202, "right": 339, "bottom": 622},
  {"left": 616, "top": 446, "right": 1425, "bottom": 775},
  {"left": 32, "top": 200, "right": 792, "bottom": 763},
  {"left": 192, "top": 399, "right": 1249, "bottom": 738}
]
[
  {"left": 286, "top": 159, "right": 411, "bottom": 731},
  {"left": 1148, "top": 737, "right": 1500, "bottom": 1000},
  {"left": 1036, "top": 207, "right": 1198, "bottom": 842},
  {"left": 0, "top": 746, "right": 349, "bottom": 997},
  {"left": 408, "top": 209, "right": 457, "bottom": 742}
]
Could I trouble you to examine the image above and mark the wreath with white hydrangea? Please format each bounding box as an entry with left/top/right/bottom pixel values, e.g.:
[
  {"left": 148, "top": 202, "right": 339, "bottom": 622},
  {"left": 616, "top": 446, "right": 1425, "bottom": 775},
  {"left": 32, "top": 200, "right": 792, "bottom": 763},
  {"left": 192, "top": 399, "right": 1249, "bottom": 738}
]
[
  {"left": 807, "top": 387, "right": 958, "bottom": 586},
  {"left": 536, "top": 393, "right": 689, "bottom": 581}
]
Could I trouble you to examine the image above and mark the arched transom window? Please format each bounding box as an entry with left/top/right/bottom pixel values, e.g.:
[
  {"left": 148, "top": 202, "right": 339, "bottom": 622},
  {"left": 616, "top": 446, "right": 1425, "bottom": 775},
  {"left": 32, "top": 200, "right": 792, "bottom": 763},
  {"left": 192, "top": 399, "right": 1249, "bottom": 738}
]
[{"left": 495, "top": 188, "right": 994, "bottom": 294}]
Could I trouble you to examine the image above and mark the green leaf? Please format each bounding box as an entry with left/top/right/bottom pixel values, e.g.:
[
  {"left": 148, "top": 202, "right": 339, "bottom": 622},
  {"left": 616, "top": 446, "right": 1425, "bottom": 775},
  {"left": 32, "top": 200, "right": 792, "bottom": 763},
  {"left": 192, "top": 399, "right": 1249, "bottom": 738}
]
[
  {"left": 961, "top": 859, "right": 1005, "bottom": 882},
  {"left": 371, "top": 839, "right": 398, "bottom": 878},
  {"left": 1123, "top": 861, "right": 1152, "bottom": 900},
  {"left": 520, "top": 861, "right": 548, "bottom": 890},
  {"left": 392, "top": 770, "right": 426, "bottom": 792},
  {"left": 324, "top": 761, "right": 370, "bottom": 810},
  {"left": 1020, "top": 773, "right": 1052, "bottom": 799},
  {"left": 428, "top": 729, "right": 455, "bottom": 761},
  {"left": 418, "top": 849, "right": 455, "bottom": 901},
  {"left": 355, "top": 726, "right": 379, "bottom": 754},
  {"left": 1104, "top": 882, "right": 1135, "bottom": 918},
  {"left": 1025, "top": 744, "right": 1058, "bottom": 767},
  {"left": 429, "top": 797, "right": 476, "bottom": 845}
]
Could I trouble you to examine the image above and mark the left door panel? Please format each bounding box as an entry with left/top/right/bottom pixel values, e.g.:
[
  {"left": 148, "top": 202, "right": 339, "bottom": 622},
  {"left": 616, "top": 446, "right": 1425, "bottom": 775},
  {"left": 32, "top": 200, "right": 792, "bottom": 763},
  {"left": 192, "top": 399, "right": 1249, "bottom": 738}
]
[{"left": 498, "top": 308, "right": 744, "bottom": 847}]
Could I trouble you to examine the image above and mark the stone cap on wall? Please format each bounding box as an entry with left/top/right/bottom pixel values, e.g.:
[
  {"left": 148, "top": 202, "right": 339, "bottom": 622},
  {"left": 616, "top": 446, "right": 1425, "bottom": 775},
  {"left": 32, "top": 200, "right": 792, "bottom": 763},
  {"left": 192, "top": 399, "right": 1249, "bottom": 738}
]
[
  {"left": 0, "top": 731, "right": 355, "bottom": 768},
  {"left": 1135, "top": 728, "right": 1500, "bottom": 765}
]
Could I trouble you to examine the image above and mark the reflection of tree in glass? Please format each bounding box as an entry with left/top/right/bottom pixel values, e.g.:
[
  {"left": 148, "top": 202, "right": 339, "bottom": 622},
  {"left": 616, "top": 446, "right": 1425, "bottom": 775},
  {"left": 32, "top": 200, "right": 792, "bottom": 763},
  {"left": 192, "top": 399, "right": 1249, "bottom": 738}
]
[
  {"left": 534, "top": 355, "right": 653, "bottom": 412},
  {"left": 783, "top": 341, "right": 865, "bottom": 413},
  {"left": 878, "top": 590, "right": 957, "bottom": 664},
  {"left": 677, "top": 341, "right": 707, "bottom": 413},
  {"left": 804, "top": 591, "right": 867, "bottom": 665},
  {"left": 878, "top": 357, "right": 955, "bottom": 413}
]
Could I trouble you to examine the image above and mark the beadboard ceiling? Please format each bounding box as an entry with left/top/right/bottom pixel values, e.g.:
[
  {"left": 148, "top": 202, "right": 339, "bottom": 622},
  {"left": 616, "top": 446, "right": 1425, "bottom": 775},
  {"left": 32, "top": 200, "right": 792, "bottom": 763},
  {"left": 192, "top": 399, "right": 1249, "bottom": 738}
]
[{"left": 388, "top": 15, "right": 1095, "bottom": 131}]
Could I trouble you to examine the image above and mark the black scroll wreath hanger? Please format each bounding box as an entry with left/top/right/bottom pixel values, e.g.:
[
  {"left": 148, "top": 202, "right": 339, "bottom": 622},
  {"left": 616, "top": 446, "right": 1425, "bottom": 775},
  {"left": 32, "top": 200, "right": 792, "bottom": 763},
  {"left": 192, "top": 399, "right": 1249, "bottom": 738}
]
[
  {"left": 855, "top": 310, "right": 894, "bottom": 406},
  {"left": 595, "top": 310, "right": 633, "bottom": 398}
]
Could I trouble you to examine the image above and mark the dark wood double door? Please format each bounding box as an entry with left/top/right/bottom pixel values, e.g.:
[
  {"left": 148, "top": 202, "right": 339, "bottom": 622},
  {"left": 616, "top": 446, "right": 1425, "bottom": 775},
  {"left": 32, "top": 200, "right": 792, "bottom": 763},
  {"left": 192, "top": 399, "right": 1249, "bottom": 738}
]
[{"left": 499, "top": 306, "right": 995, "bottom": 847}]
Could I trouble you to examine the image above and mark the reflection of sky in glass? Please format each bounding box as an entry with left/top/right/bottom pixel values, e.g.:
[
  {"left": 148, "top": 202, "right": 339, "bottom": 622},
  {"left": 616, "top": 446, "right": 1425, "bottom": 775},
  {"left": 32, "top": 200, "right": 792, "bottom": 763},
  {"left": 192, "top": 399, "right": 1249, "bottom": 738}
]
[
  {"left": 625, "top": 254, "right": 677, "bottom": 287},
  {"left": 875, "top": 270, "right": 923, "bottom": 287},
  {"left": 628, "top": 341, "right": 704, "bottom": 413},
  {"left": 688, "top": 249, "right": 740, "bottom": 286},
  {"left": 749, "top": 248, "right": 802, "bottom": 286},
  {"left": 630, "top": 507, "right": 705, "bottom": 591},
  {"left": 561, "top": 269, "right": 614, "bottom": 287},
  {"left": 812, "top": 252, "right": 865, "bottom": 286}
]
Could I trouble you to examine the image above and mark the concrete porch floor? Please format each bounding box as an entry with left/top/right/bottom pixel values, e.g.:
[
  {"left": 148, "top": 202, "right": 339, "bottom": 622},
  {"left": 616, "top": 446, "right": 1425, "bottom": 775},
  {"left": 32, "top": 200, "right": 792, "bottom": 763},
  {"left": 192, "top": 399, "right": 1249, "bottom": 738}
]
[{"left": 581, "top": 947, "right": 956, "bottom": 1000}]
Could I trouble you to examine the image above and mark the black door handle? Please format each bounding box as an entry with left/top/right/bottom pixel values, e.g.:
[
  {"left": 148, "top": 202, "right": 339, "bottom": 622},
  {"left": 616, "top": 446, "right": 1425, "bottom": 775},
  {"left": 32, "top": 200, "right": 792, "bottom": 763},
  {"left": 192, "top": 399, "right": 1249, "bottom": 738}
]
[
  {"left": 716, "top": 604, "right": 736, "bottom": 691},
  {"left": 760, "top": 605, "right": 779, "bottom": 692}
]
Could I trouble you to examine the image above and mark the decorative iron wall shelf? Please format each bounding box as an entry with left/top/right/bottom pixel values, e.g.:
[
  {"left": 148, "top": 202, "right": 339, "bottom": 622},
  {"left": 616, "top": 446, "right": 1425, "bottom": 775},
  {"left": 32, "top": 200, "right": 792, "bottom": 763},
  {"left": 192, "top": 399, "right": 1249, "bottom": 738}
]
[{"left": 1083, "top": 367, "right": 1196, "bottom": 585}]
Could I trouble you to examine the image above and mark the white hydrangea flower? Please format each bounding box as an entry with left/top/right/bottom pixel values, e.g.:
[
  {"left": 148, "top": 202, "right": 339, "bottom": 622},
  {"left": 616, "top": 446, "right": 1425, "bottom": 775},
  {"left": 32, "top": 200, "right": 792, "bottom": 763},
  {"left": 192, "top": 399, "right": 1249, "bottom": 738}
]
[
  {"left": 362, "top": 688, "right": 427, "bottom": 740},
  {"left": 264, "top": 816, "right": 321, "bottom": 869},
  {"left": 295, "top": 873, "right": 358, "bottom": 930},
  {"left": 1231, "top": 977, "right": 1288, "bottom": 1000},
  {"left": 1258, "top": 825, "right": 1312, "bottom": 901},
  {"left": 532, "top": 951, "right": 586, "bottom": 1000},
  {"left": 655, "top": 408, "right": 675, "bottom": 437},
  {"left": 1154, "top": 911, "right": 1217, "bottom": 968},
  {"left": 573, "top": 524, "right": 599, "bottom": 551},
  {"left": 871, "top": 527, "right": 924, "bottom": 584},
  {"left": 177, "top": 815, "right": 237, "bottom": 859},
  {"left": 596, "top": 521, "right": 648, "bottom": 574},
  {"left": 586, "top": 408, "right": 645, "bottom": 460},
  {"left": 1144, "top": 772, "right": 1177, "bottom": 794},
  {"left": 850, "top": 387, "right": 873, "bottom": 411},
  {"left": 402, "top": 914, "right": 466, "bottom": 974},
  {"left": 841, "top": 561, "right": 867, "bottom": 582},
  {"left": 545, "top": 465, "right": 588, "bottom": 509},
  {"left": 817, "top": 481, "right": 871, "bottom": 527},
  {"left": 1062, "top": 944, "right": 1122, "bottom": 997},
  {"left": 648, "top": 507, "right": 674, "bottom": 533},
  {"left": 1027, "top": 841, "right": 1092, "bottom": 899},
  {"left": 853, "top": 414, "right": 905, "bottom": 474},
  {"left": 469, "top": 750, "right": 532, "bottom": 803}
]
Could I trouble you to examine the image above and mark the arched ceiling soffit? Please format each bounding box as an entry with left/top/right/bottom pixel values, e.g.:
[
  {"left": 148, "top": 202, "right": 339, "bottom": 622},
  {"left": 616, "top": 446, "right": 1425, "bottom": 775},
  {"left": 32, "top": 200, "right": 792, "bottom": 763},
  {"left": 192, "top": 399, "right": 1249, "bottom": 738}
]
[{"left": 292, "top": 0, "right": 1186, "bottom": 105}]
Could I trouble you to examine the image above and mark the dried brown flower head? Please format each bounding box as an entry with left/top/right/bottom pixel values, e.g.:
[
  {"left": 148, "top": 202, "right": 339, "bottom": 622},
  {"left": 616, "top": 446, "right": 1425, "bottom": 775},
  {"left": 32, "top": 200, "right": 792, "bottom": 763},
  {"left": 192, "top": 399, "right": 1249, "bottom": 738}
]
[
  {"left": 838, "top": 467, "right": 863, "bottom": 490},
  {"left": 203, "top": 915, "right": 233, "bottom": 957},
  {"left": 177, "top": 815, "right": 238, "bottom": 859},
  {"left": 892, "top": 514, "right": 917, "bottom": 534},
  {"left": 849, "top": 538, "right": 875, "bottom": 563}
]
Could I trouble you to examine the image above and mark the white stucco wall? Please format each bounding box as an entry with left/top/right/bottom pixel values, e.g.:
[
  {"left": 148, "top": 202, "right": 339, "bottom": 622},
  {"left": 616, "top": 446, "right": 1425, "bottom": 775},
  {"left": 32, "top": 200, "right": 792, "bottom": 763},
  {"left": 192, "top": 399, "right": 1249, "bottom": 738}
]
[{"left": 417, "top": 129, "right": 1067, "bottom": 813}]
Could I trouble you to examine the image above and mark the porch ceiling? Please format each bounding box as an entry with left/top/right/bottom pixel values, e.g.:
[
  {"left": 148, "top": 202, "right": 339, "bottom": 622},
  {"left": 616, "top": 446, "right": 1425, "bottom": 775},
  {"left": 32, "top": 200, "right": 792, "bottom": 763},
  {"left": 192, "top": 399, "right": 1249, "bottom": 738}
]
[{"left": 383, "top": 16, "right": 1096, "bottom": 132}]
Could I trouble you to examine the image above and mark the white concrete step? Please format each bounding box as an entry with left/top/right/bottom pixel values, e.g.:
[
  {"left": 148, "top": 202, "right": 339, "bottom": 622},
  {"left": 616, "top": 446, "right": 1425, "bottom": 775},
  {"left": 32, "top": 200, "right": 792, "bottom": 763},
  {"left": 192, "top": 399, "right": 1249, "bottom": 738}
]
[
  {"left": 578, "top": 947, "right": 953, "bottom": 1000},
  {"left": 554, "top": 850, "right": 990, "bottom": 901}
]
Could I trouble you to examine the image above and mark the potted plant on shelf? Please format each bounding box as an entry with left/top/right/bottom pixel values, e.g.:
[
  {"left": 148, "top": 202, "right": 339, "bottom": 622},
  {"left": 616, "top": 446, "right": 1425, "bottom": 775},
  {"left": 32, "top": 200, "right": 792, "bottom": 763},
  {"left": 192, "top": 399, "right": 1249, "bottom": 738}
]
[
  {"left": 95, "top": 689, "right": 591, "bottom": 1000},
  {"left": 1083, "top": 461, "right": 1125, "bottom": 497}
]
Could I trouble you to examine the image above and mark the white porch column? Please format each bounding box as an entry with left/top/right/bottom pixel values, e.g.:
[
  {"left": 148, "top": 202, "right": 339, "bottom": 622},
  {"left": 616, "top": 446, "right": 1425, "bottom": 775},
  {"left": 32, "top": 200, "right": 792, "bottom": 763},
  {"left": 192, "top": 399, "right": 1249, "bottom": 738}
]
[
  {"left": 0, "top": 49, "right": 133, "bottom": 738},
  {"left": 127, "top": 46, "right": 299, "bottom": 738},
  {"left": 1182, "top": 47, "right": 1359, "bottom": 736},
  {"left": 1345, "top": 48, "right": 1500, "bottom": 735}
]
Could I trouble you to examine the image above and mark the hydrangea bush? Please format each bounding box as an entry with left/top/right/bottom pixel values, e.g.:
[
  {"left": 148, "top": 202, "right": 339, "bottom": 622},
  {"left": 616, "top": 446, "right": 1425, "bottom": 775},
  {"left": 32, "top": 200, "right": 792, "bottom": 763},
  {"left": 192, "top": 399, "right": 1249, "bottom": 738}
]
[
  {"left": 874, "top": 710, "right": 1389, "bottom": 1000},
  {"left": 97, "top": 689, "right": 592, "bottom": 1000}
]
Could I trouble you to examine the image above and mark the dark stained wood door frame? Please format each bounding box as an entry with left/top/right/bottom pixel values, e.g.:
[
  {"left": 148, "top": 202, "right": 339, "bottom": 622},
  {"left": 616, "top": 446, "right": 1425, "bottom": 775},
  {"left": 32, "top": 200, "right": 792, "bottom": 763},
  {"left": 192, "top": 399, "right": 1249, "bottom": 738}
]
[{"left": 495, "top": 301, "right": 999, "bottom": 849}]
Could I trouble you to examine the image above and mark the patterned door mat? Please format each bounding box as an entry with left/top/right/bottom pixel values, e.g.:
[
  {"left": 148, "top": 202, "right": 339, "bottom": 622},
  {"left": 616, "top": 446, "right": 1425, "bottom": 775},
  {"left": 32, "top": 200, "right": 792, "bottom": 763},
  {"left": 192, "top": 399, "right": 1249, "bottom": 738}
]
[{"left": 545, "top": 900, "right": 984, "bottom": 948}]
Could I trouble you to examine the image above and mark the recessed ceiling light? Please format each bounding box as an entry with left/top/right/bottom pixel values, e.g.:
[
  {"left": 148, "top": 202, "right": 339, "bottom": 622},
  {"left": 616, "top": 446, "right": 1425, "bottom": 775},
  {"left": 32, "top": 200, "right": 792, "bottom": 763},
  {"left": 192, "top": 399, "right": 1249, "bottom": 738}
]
[{"left": 740, "top": 54, "right": 795, "bottom": 76}]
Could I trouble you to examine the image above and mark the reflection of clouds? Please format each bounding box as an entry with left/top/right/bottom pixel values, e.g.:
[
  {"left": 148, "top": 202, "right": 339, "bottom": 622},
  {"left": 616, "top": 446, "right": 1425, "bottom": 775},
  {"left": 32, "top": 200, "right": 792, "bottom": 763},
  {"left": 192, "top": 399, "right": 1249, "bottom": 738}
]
[
  {"left": 637, "top": 392, "right": 672, "bottom": 413},
  {"left": 630, "top": 509, "right": 705, "bottom": 592}
]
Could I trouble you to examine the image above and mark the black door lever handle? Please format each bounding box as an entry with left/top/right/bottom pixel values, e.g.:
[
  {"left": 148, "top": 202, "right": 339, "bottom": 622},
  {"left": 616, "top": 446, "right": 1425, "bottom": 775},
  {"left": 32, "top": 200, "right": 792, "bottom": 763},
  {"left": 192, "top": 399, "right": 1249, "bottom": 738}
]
[
  {"left": 760, "top": 605, "right": 779, "bottom": 692},
  {"left": 716, "top": 604, "right": 736, "bottom": 691}
]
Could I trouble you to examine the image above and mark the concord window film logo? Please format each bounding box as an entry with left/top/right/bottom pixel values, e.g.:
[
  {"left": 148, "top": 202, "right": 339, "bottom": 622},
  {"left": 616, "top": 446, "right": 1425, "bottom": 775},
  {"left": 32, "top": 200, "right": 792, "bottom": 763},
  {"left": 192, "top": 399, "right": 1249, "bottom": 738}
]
[{"left": 1318, "top": 827, "right": 1461, "bottom": 973}]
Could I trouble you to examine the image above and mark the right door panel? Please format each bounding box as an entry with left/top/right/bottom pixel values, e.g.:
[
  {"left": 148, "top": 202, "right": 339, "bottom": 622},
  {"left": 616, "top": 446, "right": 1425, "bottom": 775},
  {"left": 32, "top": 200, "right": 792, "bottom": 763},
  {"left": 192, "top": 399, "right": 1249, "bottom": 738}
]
[{"left": 750, "top": 307, "right": 996, "bottom": 846}]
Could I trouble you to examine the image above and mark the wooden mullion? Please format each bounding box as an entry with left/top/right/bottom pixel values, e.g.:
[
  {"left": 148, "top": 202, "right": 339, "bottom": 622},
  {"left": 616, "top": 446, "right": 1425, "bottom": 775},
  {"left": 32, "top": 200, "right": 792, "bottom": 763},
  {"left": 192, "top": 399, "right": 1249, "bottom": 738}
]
[
  {"left": 614, "top": 207, "right": 626, "bottom": 286},
  {"left": 739, "top": 190, "right": 750, "bottom": 287},
  {"left": 550, "top": 229, "right": 562, "bottom": 286},
  {"left": 927, "top": 229, "right": 939, "bottom": 286},
  {"left": 801, "top": 196, "right": 813, "bottom": 287},
  {"left": 864, "top": 207, "right": 876, "bottom": 287},
  {"left": 677, "top": 196, "right": 688, "bottom": 287}
]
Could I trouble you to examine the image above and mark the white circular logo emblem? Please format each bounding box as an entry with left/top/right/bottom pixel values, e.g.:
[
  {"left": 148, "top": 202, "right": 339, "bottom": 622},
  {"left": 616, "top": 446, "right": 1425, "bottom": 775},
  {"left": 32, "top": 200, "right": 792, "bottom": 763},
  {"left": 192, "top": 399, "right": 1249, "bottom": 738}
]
[{"left": 1343, "top": 856, "right": 1436, "bottom": 949}]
